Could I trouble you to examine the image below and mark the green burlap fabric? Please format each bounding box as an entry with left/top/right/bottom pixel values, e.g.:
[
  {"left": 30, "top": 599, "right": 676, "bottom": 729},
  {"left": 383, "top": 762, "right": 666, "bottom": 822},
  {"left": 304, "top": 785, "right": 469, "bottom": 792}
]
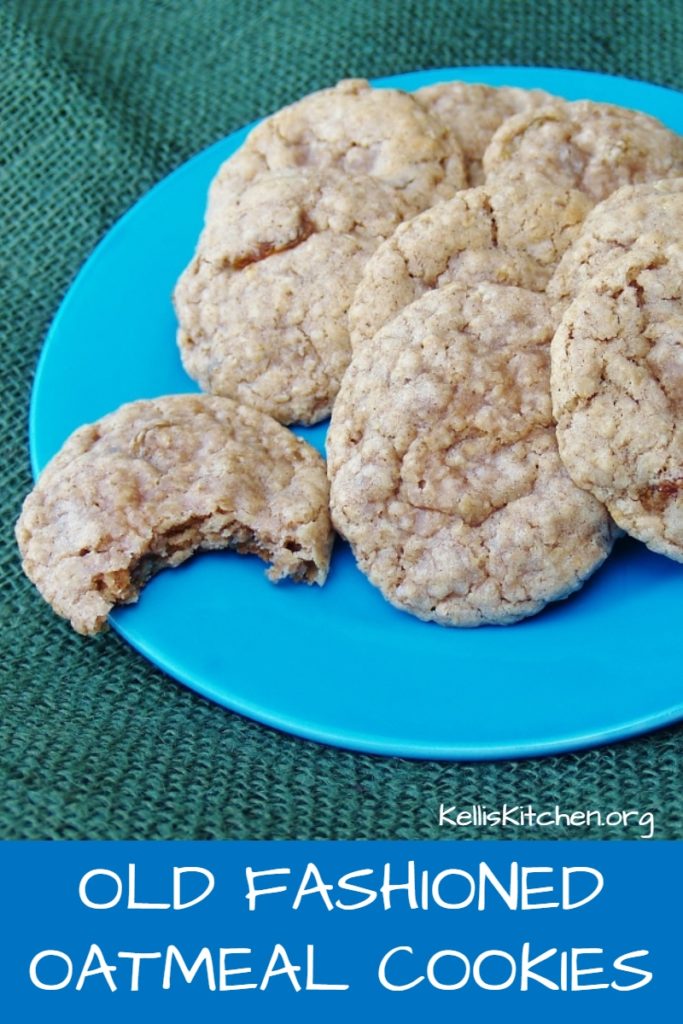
[{"left": 2, "top": 0, "right": 682, "bottom": 840}]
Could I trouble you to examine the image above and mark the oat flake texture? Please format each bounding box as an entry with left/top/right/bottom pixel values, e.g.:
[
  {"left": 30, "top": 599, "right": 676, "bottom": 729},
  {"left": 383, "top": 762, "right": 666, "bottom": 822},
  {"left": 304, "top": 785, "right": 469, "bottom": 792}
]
[
  {"left": 16, "top": 395, "right": 333, "bottom": 634},
  {"left": 483, "top": 100, "right": 683, "bottom": 202},
  {"left": 175, "top": 169, "right": 405, "bottom": 425},
  {"left": 208, "top": 78, "right": 467, "bottom": 216},
  {"left": 349, "top": 179, "right": 592, "bottom": 352},
  {"left": 329, "top": 282, "right": 617, "bottom": 626},
  {"left": 415, "top": 80, "right": 561, "bottom": 185},
  {"left": 551, "top": 242, "right": 683, "bottom": 562},
  {"left": 548, "top": 177, "right": 683, "bottom": 308}
]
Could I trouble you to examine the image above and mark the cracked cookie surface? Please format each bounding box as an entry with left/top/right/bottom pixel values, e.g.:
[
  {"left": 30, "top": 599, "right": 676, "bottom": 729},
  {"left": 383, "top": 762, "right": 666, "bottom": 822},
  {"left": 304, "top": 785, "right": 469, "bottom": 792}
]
[
  {"left": 16, "top": 395, "right": 333, "bottom": 635},
  {"left": 415, "top": 80, "right": 560, "bottom": 185},
  {"left": 175, "top": 169, "right": 405, "bottom": 424},
  {"left": 483, "top": 101, "right": 683, "bottom": 202},
  {"left": 208, "top": 78, "right": 467, "bottom": 217},
  {"left": 329, "top": 282, "right": 616, "bottom": 626},
  {"left": 349, "top": 180, "right": 592, "bottom": 351},
  {"left": 551, "top": 242, "right": 683, "bottom": 561},
  {"left": 548, "top": 177, "right": 683, "bottom": 307}
]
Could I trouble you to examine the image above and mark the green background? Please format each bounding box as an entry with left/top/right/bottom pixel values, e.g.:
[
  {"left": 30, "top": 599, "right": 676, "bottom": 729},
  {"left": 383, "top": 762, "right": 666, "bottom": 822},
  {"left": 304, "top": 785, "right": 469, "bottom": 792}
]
[{"left": 2, "top": 0, "right": 682, "bottom": 840}]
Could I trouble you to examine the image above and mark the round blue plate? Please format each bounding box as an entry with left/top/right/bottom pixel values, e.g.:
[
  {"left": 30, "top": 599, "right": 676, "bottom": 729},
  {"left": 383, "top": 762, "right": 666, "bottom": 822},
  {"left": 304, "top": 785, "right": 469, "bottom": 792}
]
[{"left": 30, "top": 67, "right": 683, "bottom": 759}]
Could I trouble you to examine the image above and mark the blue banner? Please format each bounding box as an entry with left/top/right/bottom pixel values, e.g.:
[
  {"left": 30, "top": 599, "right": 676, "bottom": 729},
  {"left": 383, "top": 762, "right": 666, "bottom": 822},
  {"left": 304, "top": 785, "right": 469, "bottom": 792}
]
[{"left": 2, "top": 841, "right": 678, "bottom": 1021}]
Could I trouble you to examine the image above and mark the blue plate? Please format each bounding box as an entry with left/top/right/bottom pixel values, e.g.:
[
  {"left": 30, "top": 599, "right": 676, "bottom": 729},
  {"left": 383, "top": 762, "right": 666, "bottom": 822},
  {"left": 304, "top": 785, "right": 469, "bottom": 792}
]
[{"left": 30, "top": 67, "right": 683, "bottom": 759}]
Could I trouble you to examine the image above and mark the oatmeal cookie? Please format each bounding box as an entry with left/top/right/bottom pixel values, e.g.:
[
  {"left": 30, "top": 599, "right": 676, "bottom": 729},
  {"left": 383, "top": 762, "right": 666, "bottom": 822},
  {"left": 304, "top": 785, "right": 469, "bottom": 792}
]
[
  {"left": 548, "top": 177, "right": 683, "bottom": 307},
  {"left": 483, "top": 101, "right": 683, "bottom": 202},
  {"left": 175, "top": 169, "right": 405, "bottom": 424},
  {"left": 329, "top": 283, "right": 616, "bottom": 626},
  {"left": 16, "top": 395, "right": 333, "bottom": 634},
  {"left": 349, "top": 180, "right": 592, "bottom": 351},
  {"left": 208, "top": 78, "right": 467, "bottom": 217},
  {"left": 415, "top": 80, "right": 560, "bottom": 185},
  {"left": 551, "top": 242, "right": 683, "bottom": 561}
]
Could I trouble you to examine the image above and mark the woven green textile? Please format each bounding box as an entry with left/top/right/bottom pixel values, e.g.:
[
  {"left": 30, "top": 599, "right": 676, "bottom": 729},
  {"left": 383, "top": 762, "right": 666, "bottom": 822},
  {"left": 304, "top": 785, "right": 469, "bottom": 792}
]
[{"left": 2, "top": 0, "right": 682, "bottom": 840}]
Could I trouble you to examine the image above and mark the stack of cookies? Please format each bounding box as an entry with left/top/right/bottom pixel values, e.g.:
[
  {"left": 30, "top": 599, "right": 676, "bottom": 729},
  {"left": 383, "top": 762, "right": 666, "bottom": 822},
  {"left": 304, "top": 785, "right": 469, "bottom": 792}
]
[{"left": 16, "top": 78, "right": 683, "bottom": 633}]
